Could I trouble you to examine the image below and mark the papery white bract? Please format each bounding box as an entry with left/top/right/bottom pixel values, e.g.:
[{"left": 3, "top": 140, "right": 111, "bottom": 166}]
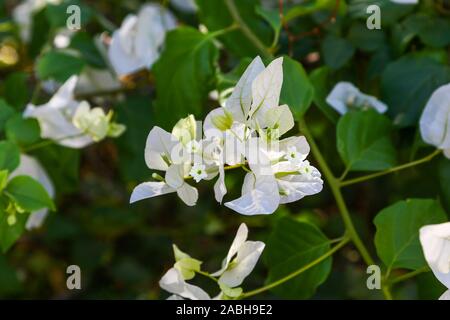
[
  {"left": 159, "top": 268, "right": 211, "bottom": 300},
  {"left": 326, "top": 82, "right": 388, "bottom": 115},
  {"left": 10, "top": 155, "right": 55, "bottom": 230},
  {"left": 419, "top": 222, "right": 450, "bottom": 300},
  {"left": 211, "top": 223, "right": 265, "bottom": 288},
  {"left": 108, "top": 3, "right": 176, "bottom": 76},
  {"left": 419, "top": 83, "right": 450, "bottom": 159}
]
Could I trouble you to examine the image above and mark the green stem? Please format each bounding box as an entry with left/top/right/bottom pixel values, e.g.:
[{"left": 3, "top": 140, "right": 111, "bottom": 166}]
[
  {"left": 340, "top": 150, "right": 442, "bottom": 187},
  {"left": 207, "top": 24, "right": 240, "bottom": 40},
  {"left": 382, "top": 285, "right": 393, "bottom": 300},
  {"left": 388, "top": 266, "right": 429, "bottom": 285},
  {"left": 241, "top": 236, "right": 350, "bottom": 299},
  {"left": 299, "top": 118, "right": 375, "bottom": 266},
  {"left": 197, "top": 270, "right": 218, "bottom": 283},
  {"left": 224, "top": 0, "right": 273, "bottom": 59}
]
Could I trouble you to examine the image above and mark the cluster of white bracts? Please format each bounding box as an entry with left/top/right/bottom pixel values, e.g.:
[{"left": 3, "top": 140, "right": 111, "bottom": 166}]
[
  {"left": 130, "top": 57, "right": 324, "bottom": 215},
  {"left": 159, "top": 223, "right": 264, "bottom": 300}
]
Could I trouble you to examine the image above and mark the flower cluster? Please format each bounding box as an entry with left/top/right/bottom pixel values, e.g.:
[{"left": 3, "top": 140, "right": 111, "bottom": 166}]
[
  {"left": 130, "top": 57, "right": 323, "bottom": 215},
  {"left": 159, "top": 223, "right": 264, "bottom": 300},
  {"left": 25, "top": 76, "right": 125, "bottom": 149},
  {"left": 420, "top": 221, "right": 450, "bottom": 300}
]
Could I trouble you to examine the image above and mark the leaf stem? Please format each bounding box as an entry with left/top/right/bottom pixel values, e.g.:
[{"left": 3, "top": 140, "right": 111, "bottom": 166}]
[
  {"left": 240, "top": 235, "right": 350, "bottom": 298},
  {"left": 299, "top": 118, "right": 375, "bottom": 266},
  {"left": 197, "top": 270, "right": 219, "bottom": 283},
  {"left": 224, "top": 0, "right": 273, "bottom": 59},
  {"left": 388, "top": 266, "right": 429, "bottom": 285},
  {"left": 340, "top": 149, "right": 442, "bottom": 187}
]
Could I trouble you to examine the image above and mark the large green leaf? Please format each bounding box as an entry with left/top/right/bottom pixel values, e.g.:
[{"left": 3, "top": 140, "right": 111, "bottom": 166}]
[
  {"left": 36, "top": 51, "right": 85, "bottom": 82},
  {"left": 381, "top": 55, "right": 450, "bottom": 127},
  {"left": 0, "top": 99, "right": 15, "bottom": 131},
  {"left": 321, "top": 35, "right": 355, "bottom": 70},
  {"left": 402, "top": 14, "right": 450, "bottom": 48},
  {"left": 0, "top": 141, "right": 20, "bottom": 172},
  {"left": 5, "top": 115, "right": 40, "bottom": 146},
  {"left": 280, "top": 56, "right": 314, "bottom": 119},
  {"left": 153, "top": 27, "right": 219, "bottom": 129},
  {"left": 337, "top": 110, "right": 396, "bottom": 172},
  {"left": 196, "top": 0, "right": 271, "bottom": 58},
  {"left": 1, "top": 72, "right": 29, "bottom": 110},
  {"left": 5, "top": 176, "right": 55, "bottom": 212},
  {"left": 264, "top": 217, "right": 332, "bottom": 299},
  {"left": 374, "top": 199, "right": 448, "bottom": 271}
]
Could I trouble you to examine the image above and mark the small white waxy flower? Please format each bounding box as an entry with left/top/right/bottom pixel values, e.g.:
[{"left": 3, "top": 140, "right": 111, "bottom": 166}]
[
  {"left": 419, "top": 222, "right": 450, "bottom": 300},
  {"left": 326, "top": 82, "right": 388, "bottom": 115},
  {"left": 159, "top": 268, "right": 210, "bottom": 300},
  {"left": 285, "top": 146, "right": 306, "bottom": 166},
  {"left": 108, "top": 4, "right": 176, "bottom": 76},
  {"left": 13, "top": 0, "right": 61, "bottom": 42},
  {"left": 185, "top": 140, "right": 201, "bottom": 154},
  {"left": 130, "top": 126, "right": 199, "bottom": 206},
  {"left": 24, "top": 76, "right": 95, "bottom": 149},
  {"left": 189, "top": 163, "right": 208, "bottom": 183},
  {"left": 419, "top": 84, "right": 450, "bottom": 159},
  {"left": 10, "top": 155, "right": 54, "bottom": 230},
  {"left": 211, "top": 223, "right": 265, "bottom": 288},
  {"left": 298, "top": 160, "right": 314, "bottom": 178}
]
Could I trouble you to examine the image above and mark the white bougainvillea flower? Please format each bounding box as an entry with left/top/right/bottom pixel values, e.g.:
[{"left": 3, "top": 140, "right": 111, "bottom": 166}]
[
  {"left": 419, "top": 222, "right": 450, "bottom": 300},
  {"left": 159, "top": 268, "right": 210, "bottom": 300},
  {"left": 25, "top": 76, "right": 125, "bottom": 148},
  {"left": 171, "top": 0, "right": 197, "bottom": 13},
  {"left": 189, "top": 163, "right": 208, "bottom": 183},
  {"left": 419, "top": 84, "right": 450, "bottom": 159},
  {"left": 24, "top": 76, "right": 94, "bottom": 148},
  {"left": 326, "top": 82, "right": 388, "bottom": 115},
  {"left": 130, "top": 126, "right": 199, "bottom": 206},
  {"left": 13, "top": 0, "right": 61, "bottom": 42},
  {"left": 9, "top": 154, "right": 54, "bottom": 230},
  {"left": 108, "top": 3, "right": 176, "bottom": 76},
  {"left": 211, "top": 223, "right": 265, "bottom": 288}
]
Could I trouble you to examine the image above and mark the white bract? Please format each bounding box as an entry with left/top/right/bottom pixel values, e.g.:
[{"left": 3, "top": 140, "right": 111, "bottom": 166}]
[
  {"left": 419, "top": 222, "right": 450, "bottom": 300},
  {"left": 12, "top": 0, "right": 61, "bottom": 42},
  {"left": 419, "top": 84, "right": 450, "bottom": 159},
  {"left": 108, "top": 3, "right": 176, "bottom": 76},
  {"left": 24, "top": 76, "right": 125, "bottom": 149},
  {"left": 211, "top": 223, "right": 265, "bottom": 288},
  {"left": 326, "top": 82, "right": 388, "bottom": 115},
  {"left": 131, "top": 56, "right": 323, "bottom": 215},
  {"left": 159, "top": 223, "right": 263, "bottom": 300},
  {"left": 9, "top": 155, "right": 54, "bottom": 230}
]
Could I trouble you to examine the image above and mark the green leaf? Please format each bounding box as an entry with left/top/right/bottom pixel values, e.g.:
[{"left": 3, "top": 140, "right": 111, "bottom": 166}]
[
  {"left": 374, "top": 199, "right": 448, "bottom": 271},
  {"left": 196, "top": 0, "right": 272, "bottom": 57},
  {"left": 347, "top": 0, "right": 413, "bottom": 26},
  {"left": 337, "top": 110, "right": 396, "bottom": 171},
  {"left": 0, "top": 254, "right": 23, "bottom": 294},
  {"left": 439, "top": 159, "right": 450, "bottom": 212},
  {"left": 1, "top": 72, "right": 29, "bottom": 110},
  {"left": 402, "top": 14, "right": 450, "bottom": 48},
  {"left": 36, "top": 51, "right": 85, "bottom": 82},
  {"left": 381, "top": 54, "right": 450, "bottom": 127},
  {"left": 153, "top": 27, "right": 218, "bottom": 129},
  {"left": 321, "top": 35, "right": 355, "bottom": 70},
  {"left": 5, "top": 176, "right": 55, "bottom": 212},
  {"left": 309, "top": 66, "right": 339, "bottom": 123},
  {"left": 5, "top": 115, "right": 40, "bottom": 146},
  {"left": 0, "top": 141, "right": 20, "bottom": 172},
  {"left": 264, "top": 217, "right": 332, "bottom": 299},
  {"left": 69, "top": 32, "right": 107, "bottom": 68},
  {"left": 0, "top": 205, "right": 28, "bottom": 253},
  {"left": 256, "top": 6, "right": 281, "bottom": 45},
  {"left": 45, "top": 0, "right": 93, "bottom": 29},
  {"left": 0, "top": 99, "right": 15, "bottom": 131},
  {"left": 347, "top": 22, "right": 386, "bottom": 52},
  {"left": 280, "top": 56, "right": 314, "bottom": 119}
]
